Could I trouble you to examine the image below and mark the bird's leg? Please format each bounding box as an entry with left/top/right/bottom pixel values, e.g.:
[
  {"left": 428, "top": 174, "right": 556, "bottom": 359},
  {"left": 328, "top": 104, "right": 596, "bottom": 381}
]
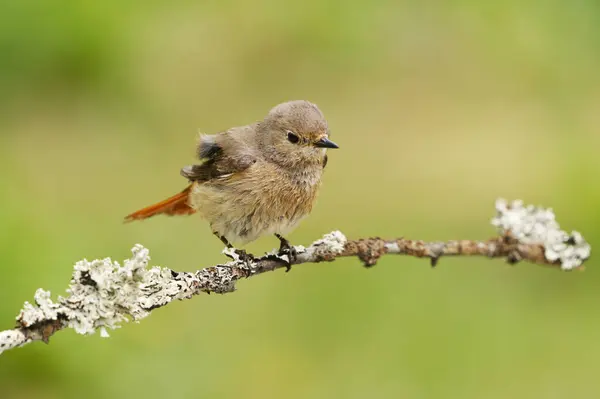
[
  {"left": 213, "top": 232, "right": 255, "bottom": 265},
  {"left": 214, "top": 231, "right": 234, "bottom": 249},
  {"left": 275, "top": 233, "right": 297, "bottom": 272}
]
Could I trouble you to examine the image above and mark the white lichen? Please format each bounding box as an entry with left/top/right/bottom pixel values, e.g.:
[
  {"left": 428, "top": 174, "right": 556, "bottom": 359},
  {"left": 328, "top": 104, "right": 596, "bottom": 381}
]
[
  {"left": 492, "top": 199, "right": 591, "bottom": 270},
  {"left": 0, "top": 330, "right": 27, "bottom": 353},
  {"left": 313, "top": 231, "right": 347, "bottom": 254},
  {"left": 297, "top": 230, "right": 347, "bottom": 262},
  {"left": 13, "top": 243, "right": 197, "bottom": 345},
  {"left": 18, "top": 289, "right": 61, "bottom": 327},
  {"left": 221, "top": 247, "right": 240, "bottom": 260},
  {"left": 58, "top": 244, "right": 152, "bottom": 335}
]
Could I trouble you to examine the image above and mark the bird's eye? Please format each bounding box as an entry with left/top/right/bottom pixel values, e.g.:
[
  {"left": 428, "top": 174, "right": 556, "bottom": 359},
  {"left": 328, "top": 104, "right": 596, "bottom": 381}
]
[{"left": 287, "top": 131, "right": 300, "bottom": 144}]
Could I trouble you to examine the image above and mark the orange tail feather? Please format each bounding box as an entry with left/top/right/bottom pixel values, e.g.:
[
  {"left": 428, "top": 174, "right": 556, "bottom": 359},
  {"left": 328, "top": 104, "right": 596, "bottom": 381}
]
[{"left": 124, "top": 185, "right": 196, "bottom": 222}]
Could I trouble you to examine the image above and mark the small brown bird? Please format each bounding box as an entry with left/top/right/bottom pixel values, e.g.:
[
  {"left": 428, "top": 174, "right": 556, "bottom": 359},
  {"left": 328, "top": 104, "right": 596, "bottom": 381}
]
[{"left": 125, "top": 100, "right": 338, "bottom": 264}]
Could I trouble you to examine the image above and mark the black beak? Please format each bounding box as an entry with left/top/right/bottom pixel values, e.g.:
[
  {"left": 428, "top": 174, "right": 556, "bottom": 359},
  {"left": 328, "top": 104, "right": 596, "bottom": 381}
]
[{"left": 314, "top": 137, "right": 339, "bottom": 149}]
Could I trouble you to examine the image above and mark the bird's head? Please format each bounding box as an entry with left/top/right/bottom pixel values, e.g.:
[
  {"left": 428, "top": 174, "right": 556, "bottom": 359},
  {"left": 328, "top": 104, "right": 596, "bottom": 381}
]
[{"left": 258, "top": 100, "right": 338, "bottom": 168}]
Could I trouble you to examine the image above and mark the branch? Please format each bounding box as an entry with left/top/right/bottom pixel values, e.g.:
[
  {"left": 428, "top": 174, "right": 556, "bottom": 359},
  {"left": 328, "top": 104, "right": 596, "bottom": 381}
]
[{"left": 0, "top": 199, "right": 591, "bottom": 355}]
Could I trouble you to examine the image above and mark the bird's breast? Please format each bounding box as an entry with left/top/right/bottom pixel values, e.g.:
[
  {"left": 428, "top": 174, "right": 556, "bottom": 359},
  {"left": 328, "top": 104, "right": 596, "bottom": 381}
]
[{"left": 189, "top": 163, "right": 323, "bottom": 244}]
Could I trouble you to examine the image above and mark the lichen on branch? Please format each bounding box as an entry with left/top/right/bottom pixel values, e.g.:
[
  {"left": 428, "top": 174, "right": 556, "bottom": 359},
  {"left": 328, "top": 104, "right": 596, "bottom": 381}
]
[{"left": 0, "top": 199, "right": 591, "bottom": 355}]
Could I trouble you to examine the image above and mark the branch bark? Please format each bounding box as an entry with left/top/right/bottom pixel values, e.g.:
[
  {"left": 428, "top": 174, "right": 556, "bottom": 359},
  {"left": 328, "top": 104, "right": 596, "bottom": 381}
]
[{"left": 0, "top": 199, "right": 591, "bottom": 355}]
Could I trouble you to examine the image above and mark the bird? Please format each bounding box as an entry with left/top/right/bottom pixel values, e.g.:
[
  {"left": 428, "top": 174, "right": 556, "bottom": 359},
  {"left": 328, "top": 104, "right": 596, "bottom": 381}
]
[{"left": 124, "top": 100, "right": 338, "bottom": 267}]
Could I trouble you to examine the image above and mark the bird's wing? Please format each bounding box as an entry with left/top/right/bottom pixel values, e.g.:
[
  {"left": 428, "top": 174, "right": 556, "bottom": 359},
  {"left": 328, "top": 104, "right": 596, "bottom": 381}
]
[{"left": 181, "top": 127, "right": 258, "bottom": 182}]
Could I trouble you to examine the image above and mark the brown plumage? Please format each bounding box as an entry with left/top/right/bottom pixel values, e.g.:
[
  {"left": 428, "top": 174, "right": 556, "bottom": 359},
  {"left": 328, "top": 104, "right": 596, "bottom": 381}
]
[{"left": 125, "top": 100, "right": 338, "bottom": 259}]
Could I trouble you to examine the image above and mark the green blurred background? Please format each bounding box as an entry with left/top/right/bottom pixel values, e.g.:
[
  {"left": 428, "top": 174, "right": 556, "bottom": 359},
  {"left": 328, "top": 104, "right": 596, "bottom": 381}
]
[{"left": 1, "top": 1, "right": 599, "bottom": 398}]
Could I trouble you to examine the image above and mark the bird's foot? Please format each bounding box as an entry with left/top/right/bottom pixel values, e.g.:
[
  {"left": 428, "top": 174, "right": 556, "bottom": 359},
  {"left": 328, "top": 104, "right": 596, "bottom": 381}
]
[
  {"left": 224, "top": 248, "right": 256, "bottom": 266},
  {"left": 216, "top": 232, "right": 256, "bottom": 267},
  {"left": 235, "top": 249, "right": 256, "bottom": 265},
  {"left": 275, "top": 234, "right": 297, "bottom": 272}
]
